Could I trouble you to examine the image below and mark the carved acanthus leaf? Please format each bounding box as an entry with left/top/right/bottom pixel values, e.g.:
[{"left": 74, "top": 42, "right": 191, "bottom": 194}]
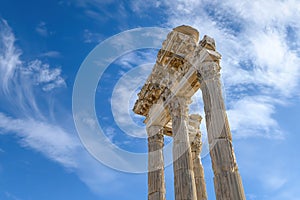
[
  {"left": 197, "top": 61, "right": 221, "bottom": 83},
  {"left": 168, "top": 96, "right": 191, "bottom": 118}
]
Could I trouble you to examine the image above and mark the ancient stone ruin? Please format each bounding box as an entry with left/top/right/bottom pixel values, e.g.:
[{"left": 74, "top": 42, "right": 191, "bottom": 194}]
[{"left": 133, "top": 25, "right": 245, "bottom": 200}]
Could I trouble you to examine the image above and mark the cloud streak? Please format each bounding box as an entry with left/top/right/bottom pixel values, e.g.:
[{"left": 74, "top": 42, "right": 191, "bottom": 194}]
[
  {"left": 0, "top": 112, "right": 121, "bottom": 195},
  {"left": 0, "top": 19, "right": 66, "bottom": 118},
  {"left": 0, "top": 18, "right": 121, "bottom": 196},
  {"left": 0, "top": 19, "right": 21, "bottom": 94}
]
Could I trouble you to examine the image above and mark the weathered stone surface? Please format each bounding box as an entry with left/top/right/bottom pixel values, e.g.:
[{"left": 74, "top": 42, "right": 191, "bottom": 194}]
[
  {"left": 149, "top": 191, "right": 165, "bottom": 200},
  {"left": 133, "top": 25, "right": 198, "bottom": 119},
  {"left": 169, "top": 96, "right": 197, "bottom": 200},
  {"left": 214, "top": 171, "right": 246, "bottom": 200},
  {"left": 173, "top": 25, "right": 199, "bottom": 43},
  {"left": 188, "top": 114, "right": 208, "bottom": 200},
  {"left": 198, "top": 60, "right": 245, "bottom": 200},
  {"left": 146, "top": 125, "right": 166, "bottom": 200},
  {"left": 132, "top": 25, "right": 246, "bottom": 200}
]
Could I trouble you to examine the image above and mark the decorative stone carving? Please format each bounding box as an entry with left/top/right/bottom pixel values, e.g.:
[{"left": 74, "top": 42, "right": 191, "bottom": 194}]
[
  {"left": 198, "top": 62, "right": 245, "bottom": 199},
  {"left": 146, "top": 124, "right": 166, "bottom": 200},
  {"left": 133, "top": 26, "right": 198, "bottom": 117},
  {"left": 132, "top": 25, "right": 246, "bottom": 200},
  {"left": 199, "top": 35, "right": 216, "bottom": 51},
  {"left": 197, "top": 61, "right": 221, "bottom": 83},
  {"left": 168, "top": 96, "right": 191, "bottom": 119},
  {"left": 188, "top": 114, "right": 207, "bottom": 200},
  {"left": 168, "top": 96, "right": 197, "bottom": 200}
]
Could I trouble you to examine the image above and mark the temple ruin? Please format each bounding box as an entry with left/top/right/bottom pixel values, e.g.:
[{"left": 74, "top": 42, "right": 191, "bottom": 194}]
[{"left": 133, "top": 25, "right": 245, "bottom": 200}]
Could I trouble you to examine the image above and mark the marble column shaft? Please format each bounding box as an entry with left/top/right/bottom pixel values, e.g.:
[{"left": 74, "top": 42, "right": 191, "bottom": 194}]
[
  {"left": 198, "top": 61, "right": 246, "bottom": 200},
  {"left": 147, "top": 125, "right": 166, "bottom": 200},
  {"left": 169, "top": 96, "right": 197, "bottom": 200},
  {"left": 189, "top": 115, "right": 207, "bottom": 200}
]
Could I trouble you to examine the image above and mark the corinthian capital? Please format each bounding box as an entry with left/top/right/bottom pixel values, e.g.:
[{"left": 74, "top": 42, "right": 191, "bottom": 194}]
[
  {"left": 197, "top": 61, "right": 221, "bottom": 83},
  {"left": 189, "top": 114, "right": 203, "bottom": 154},
  {"left": 147, "top": 126, "right": 164, "bottom": 143},
  {"left": 168, "top": 96, "right": 191, "bottom": 119},
  {"left": 190, "top": 133, "right": 202, "bottom": 154}
]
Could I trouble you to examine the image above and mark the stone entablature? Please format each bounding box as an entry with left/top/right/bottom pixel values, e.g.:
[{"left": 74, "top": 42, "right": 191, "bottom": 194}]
[
  {"left": 133, "top": 26, "right": 221, "bottom": 128},
  {"left": 132, "top": 25, "right": 246, "bottom": 200}
]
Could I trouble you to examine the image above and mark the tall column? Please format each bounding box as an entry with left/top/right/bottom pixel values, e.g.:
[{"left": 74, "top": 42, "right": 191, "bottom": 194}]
[
  {"left": 169, "top": 96, "right": 197, "bottom": 200},
  {"left": 189, "top": 114, "right": 207, "bottom": 200},
  {"left": 146, "top": 125, "right": 166, "bottom": 200},
  {"left": 198, "top": 61, "right": 246, "bottom": 200}
]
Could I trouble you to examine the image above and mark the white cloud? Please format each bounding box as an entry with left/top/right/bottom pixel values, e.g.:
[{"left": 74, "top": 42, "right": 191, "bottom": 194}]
[
  {"left": 0, "top": 19, "right": 66, "bottom": 117},
  {"left": 83, "top": 29, "right": 104, "bottom": 43},
  {"left": 114, "top": 50, "right": 158, "bottom": 70},
  {"left": 130, "top": 0, "right": 162, "bottom": 14},
  {"left": 227, "top": 96, "right": 283, "bottom": 139},
  {"left": 26, "top": 60, "right": 66, "bottom": 91},
  {"left": 0, "top": 19, "right": 22, "bottom": 93},
  {"left": 73, "top": 0, "right": 126, "bottom": 22},
  {"left": 0, "top": 112, "right": 121, "bottom": 195},
  {"left": 39, "top": 51, "right": 61, "bottom": 58},
  {"left": 104, "top": 126, "right": 117, "bottom": 141},
  {"left": 0, "top": 113, "right": 79, "bottom": 167},
  {"left": 35, "top": 21, "right": 49, "bottom": 37},
  {"left": 262, "top": 173, "right": 287, "bottom": 191},
  {"left": 247, "top": 29, "right": 300, "bottom": 97},
  {"left": 111, "top": 51, "right": 157, "bottom": 138},
  {"left": 0, "top": 18, "right": 124, "bottom": 196}
]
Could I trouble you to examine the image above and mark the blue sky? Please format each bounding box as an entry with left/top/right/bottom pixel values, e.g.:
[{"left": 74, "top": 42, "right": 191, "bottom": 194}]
[{"left": 0, "top": 0, "right": 300, "bottom": 200}]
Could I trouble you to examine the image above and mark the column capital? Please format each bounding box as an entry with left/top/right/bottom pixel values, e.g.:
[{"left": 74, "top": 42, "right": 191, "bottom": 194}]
[
  {"left": 190, "top": 133, "right": 202, "bottom": 154},
  {"left": 146, "top": 122, "right": 166, "bottom": 200},
  {"left": 147, "top": 126, "right": 165, "bottom": 142},
  {"left": 146, "top": 125, "right": 164, "bottom": 143},
  {"left": 188, "top": 114, "right": 203, "bottom": 154},
  {"left": 197, "top": 61, "right": 221, "bottom": 84},
  {"left": 189, "top": 114, "right": 202, "bottom": 128},
  {"left": 170, "top": 96, "right": 197, "bottom": 200},
  {"left": 168, "top": 96, "right": 191, "bottom": 119}
]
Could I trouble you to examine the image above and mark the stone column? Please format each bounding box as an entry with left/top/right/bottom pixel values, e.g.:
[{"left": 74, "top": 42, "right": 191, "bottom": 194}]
[
  {"left": 169, "top": 96, "right": 197, "bottom": 200},
  {"left": 146, "top": 125, "right": 166, "bottom": 200},
  {"left": 198, "top": 61, "right": 246, "bottom": 200},
  {"left": 189, "top": 114, "right": 207, "bottom": 200}
]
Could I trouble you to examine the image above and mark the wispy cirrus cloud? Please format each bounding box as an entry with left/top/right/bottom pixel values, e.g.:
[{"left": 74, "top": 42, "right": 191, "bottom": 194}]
[
  {"left": 0, "top": 19, "right": 66, "bottom": 118},
  {"left": 39, "top": 51, "right": 62, "bottom": 58},
  {"left": 0, "top": 113, "right": 79, "bottom": 168},
  {"left": 0, "top": 112, "right": 122, "bottom": 195},
  {"left": 0, "top": 18, "right": 122, "bottom": 195},
  {"left": 0, "top": 19, "right": 21, "bottom": 94}
]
